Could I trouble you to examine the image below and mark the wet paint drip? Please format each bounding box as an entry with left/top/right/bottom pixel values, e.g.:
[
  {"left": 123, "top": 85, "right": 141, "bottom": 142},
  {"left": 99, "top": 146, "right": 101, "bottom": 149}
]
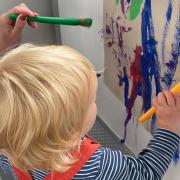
[
  {"left": 162, "top": 11, "right": 180, "bottom": 88},
  {"left": 129, "top": 0, "right": 143, "bottom": 20},
  {"left": 162, "top": 0, "right": 173, "bottom": 64}
]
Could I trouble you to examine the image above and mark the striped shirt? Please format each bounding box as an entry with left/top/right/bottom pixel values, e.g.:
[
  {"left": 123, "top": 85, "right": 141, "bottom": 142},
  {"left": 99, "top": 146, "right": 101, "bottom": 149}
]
[{"left": 0, "top": 128, "right": 179, "bottom": 180}]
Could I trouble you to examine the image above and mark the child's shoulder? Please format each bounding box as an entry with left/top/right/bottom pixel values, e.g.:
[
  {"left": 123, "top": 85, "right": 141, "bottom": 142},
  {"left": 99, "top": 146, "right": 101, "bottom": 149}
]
[
  {"left": 73, "top": 147, "right": 123, "bottom": 179},
  {"left": 0, "top": 153, "right": 17, "bottom": 179},
  {"left": 0, "top": 153, "right": 12, "bottom": 170}
]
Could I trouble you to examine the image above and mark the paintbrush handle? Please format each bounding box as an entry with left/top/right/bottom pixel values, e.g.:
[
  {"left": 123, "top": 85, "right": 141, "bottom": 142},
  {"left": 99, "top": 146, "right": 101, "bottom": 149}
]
[
  {"left": 29, "top": 16, "right": 81, "bottom": 25},
  {"left": 139, "top": 82, "right": 180, "bottom": 123},
  {"left": 9, "top": 14, "right": 92, "bottom": 27}
]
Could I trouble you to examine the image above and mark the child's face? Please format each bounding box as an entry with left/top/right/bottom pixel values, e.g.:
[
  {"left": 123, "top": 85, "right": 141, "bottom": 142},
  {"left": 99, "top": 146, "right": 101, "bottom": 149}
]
[{"left": 81, "top": 94, "right": 97, "bottom": 137}]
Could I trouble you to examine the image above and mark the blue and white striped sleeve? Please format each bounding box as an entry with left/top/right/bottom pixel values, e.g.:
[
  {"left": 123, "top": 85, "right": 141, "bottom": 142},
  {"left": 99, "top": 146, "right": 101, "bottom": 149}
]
[{"left": 96, "top": 128, "right": 180, "bottom": 180}]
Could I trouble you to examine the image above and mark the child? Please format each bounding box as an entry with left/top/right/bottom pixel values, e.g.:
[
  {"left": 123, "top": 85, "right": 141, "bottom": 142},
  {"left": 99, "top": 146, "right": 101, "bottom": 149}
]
[{"left": 0, "top": 43, "right": 180, "bottom": 180}]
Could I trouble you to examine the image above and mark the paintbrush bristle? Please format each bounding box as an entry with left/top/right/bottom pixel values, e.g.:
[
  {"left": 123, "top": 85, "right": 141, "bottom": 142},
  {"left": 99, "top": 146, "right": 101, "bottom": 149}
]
[{"left": 79, "top": 18, "right": 93, "bottom": 27}]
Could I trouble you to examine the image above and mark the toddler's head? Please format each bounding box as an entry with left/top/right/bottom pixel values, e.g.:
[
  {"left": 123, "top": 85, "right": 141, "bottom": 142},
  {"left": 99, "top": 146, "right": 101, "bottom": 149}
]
[{"left": 0, "top": 44, "right": 97, "bottom": 171}]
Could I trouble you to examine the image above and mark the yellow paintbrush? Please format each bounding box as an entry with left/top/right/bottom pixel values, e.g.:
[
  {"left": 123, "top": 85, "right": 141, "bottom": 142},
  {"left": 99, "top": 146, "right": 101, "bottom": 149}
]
[{"left": 139, "top": 82, "right": 180, "bottom": 123}]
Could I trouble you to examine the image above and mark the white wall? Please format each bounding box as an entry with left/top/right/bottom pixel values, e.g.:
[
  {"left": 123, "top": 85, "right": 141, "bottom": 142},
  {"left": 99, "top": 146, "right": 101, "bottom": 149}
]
[
  {"left": 58, "top": 0, "right": 180, "bottom": 179},
  {"left": 58, "top": 0, "right": 104, "bottom": 71},
  {"left": 0, "top": 0, "right": 56, "bottom": 44}
]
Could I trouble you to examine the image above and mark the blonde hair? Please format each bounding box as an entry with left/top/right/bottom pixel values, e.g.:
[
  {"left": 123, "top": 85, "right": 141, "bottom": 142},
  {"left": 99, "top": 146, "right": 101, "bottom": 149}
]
[{"left": 0, "top": 44, "right": 97, "bottom": 171}]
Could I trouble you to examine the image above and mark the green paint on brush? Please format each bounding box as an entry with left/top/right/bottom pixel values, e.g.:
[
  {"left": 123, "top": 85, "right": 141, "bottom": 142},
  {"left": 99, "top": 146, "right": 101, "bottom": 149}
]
[
  {"left": 128, "top": 0, "right": 143, "bottom": 20},
  {"left": 115, "top": 0, "right": 120, "bottom": 6}
]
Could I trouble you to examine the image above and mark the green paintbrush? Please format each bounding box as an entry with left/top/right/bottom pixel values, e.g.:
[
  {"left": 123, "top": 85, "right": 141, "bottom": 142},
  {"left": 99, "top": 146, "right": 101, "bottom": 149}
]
[{"left": 9, "top": 13, "right": 93, "bottom": 27}]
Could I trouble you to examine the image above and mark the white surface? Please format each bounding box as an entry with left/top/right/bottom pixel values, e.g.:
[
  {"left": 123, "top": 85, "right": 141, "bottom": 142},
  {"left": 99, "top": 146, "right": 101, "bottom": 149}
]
[
  {"left": 58, "top": 0, "right": 180, "bottom": 179},
  {"left": 58, "top": 0, "right": 104, "bottom": 71}
]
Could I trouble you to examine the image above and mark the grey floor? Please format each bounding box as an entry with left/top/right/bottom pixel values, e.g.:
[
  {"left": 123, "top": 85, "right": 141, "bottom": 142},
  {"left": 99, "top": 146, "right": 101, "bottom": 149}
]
[{"left": 89, "top": 116, "right": 133, "bottom": 156}]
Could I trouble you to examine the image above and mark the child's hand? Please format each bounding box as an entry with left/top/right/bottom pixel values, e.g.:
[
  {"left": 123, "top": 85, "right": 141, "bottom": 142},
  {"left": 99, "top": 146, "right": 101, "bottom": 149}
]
[
  {"left": 0, "top": 3, "right": 38, "bottom": 53},
  {"left": 153, "top": 90, "right": 180, "bottom": 135}
]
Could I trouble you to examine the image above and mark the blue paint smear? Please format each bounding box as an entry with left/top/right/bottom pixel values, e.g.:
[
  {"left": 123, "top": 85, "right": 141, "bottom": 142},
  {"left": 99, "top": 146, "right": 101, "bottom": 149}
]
[
  {"left": 162, "top": 10, "right": 180, "bottom": 163},
  {"left": 141, "top": 55, "right": 152, "bottom": 112},
  {"left": 123, "top": 67, "right": 129, "bottom": 107},
  {"left": 118, "top": 67, "right": 129, "bottom": 108},
  {"left": 121, "top": 0, "right": 162, "bottom": 143},
  {"left": 166, "top": 0, "right": 172, "bottom": 21},
  {"left": 139, "top": 0, "right": 163, "bottom": 137},
  {"left": 141, "top": 0, "right": 161, "bottom": 109},
  {"left": 162, "top": 0, "right": 173, "bottom": 64},
  {"left": 162, "top": 12, "right": 180, "bottom": 88}
]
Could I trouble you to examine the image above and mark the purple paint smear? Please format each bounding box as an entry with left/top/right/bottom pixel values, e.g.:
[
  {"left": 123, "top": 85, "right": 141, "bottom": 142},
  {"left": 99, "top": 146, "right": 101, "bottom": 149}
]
[
  {"left": 120, "top": 0, "right": 132, "bottom": 17},
  {"left": 104, "top": 13, "right": 132, "bottom": 142},
  {"left": 105, "top": 13, "right": 132, "bottom": 68},
  {"left": 105, "top": 12, "right": 132, "bottom": 110}
]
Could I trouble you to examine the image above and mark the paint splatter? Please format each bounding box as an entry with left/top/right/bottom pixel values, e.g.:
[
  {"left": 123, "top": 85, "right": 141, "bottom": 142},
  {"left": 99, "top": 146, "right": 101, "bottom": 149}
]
[
  {"left": 129, "top": 0, "right": 143, "bottom": 20},
  {"left": 162, "top": 0, "right": 173, "bottom": 64}
]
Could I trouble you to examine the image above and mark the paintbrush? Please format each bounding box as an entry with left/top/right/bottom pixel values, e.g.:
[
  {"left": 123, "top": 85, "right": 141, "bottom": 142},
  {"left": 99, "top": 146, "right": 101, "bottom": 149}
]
[
  {"left": 139, "top": 82, "right": 180, "bottom": 123},
  {"left": 9, "top": 14, "right": 93, "bottom": 27}
]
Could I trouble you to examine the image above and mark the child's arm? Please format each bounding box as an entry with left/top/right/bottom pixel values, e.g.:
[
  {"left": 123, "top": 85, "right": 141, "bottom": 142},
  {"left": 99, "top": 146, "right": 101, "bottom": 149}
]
[
  {"left": 94, "top": 128, "right": 179, "bottom": 180},
  {"left": 94, "top": 91, "right": 180, "bottom": 180}
]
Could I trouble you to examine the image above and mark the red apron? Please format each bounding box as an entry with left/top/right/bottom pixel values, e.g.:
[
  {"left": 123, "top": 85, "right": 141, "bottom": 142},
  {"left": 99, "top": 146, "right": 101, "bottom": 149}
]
[{"left": 13, "top": 136, "right": 101, "bottom": 180}]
